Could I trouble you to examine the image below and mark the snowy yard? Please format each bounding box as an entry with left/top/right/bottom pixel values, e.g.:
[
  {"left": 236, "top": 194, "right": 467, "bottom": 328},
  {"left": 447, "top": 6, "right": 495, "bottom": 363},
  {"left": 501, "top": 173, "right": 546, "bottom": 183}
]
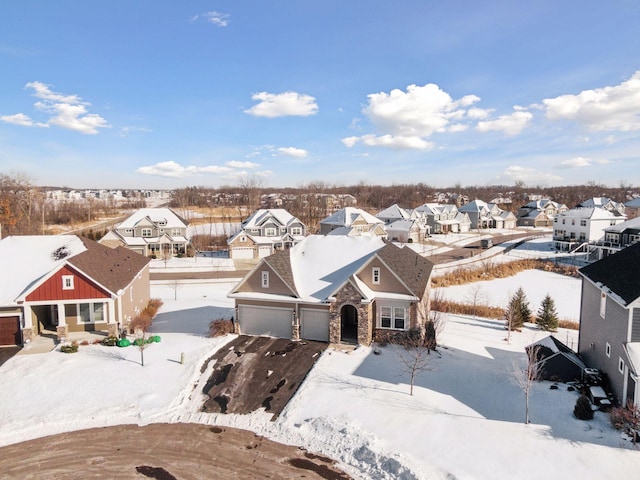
[{"left": 1, "top": 272, "right": 639, "bottom": 479}]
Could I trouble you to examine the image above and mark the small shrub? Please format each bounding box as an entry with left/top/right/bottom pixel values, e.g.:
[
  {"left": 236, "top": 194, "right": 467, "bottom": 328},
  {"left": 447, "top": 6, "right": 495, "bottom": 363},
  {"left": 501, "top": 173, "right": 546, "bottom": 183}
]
[
  {"left": 609, "top": 402, "right": 640, "bottom": 441},
  {"left": 558, "top": 319, "right": 580, "bottom": 330},
  {"left": 574, "top": 395, "right": 594, "bottom": 420},
  {"left": 60, "top": 343, "right": 78, "bottom": 353},
  {"left": 129, "top": 298, "right": 164, "bottom": 333},
  {"left": 117, "top": 338, "right": 131, "bottom": 347},
  {"left": 209, "top": 318, "right": 234, "bottom": 337},
  {"left": 102, "top": 336, "right": 118, "bottom": 347}
]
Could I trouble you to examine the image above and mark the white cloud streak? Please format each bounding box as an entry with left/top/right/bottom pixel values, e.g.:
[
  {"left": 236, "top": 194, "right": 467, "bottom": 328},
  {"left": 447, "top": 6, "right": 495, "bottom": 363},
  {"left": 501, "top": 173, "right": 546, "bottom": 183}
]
[
  {"left": 543, "top": 70, "right": 640, "bottom": 132},
  {"left": 244, "top": 91, "right": 318, "bottom": 118},
  {"left": 191, "top": 11, "right": 230, "bottom": 27},
  {"left": 7, "top": 81, "right": 111, "bottom": 134},
  {"left": 558, "top": 157, "right": 591, "bottom": 169},
  {"left": 276, "top": 147, "right": 308, "bottom": 158},
  {"left": 476, "top": 111, "right": 533, "bottom": 136},
  {"left": 137, "top": 160, "right": 266, "bottom": 179},
  {"left": 497, "top": 165, "right": 562, "bottom": 185}
]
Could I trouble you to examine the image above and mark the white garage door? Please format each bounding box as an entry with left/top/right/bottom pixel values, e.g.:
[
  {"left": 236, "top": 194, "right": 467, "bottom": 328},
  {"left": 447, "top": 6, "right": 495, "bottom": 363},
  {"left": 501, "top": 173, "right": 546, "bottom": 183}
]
[
  {"left": 258, "top": 246, "right": 272, "bottom": 258},
  {"left": 238, "top": 305, "right": 292, "bottom": 339},
  {"left": 232, "top": 247, "right": 254, "bottom": 259},
  {"left": 300, "top": 308, "right": 330, "bottom": 342}
]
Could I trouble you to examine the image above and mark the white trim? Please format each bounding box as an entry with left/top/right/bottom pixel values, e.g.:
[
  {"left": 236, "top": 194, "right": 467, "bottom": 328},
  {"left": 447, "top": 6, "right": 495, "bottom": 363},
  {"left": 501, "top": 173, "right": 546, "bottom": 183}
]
[
  {"left": 619, "top": 357, "right": 625, "bottom": 375},
  {"left": 261, "top": 271, "right": 270, "bottom": 288},
  {"left": 606, "top": 342, "right": 611, "bottom": 358},
  {"left": 372, "top": 267, "right": 380, "bottom": 285},
  {"left": 62, "top": 275, "right": 75, "bottom": 290}
]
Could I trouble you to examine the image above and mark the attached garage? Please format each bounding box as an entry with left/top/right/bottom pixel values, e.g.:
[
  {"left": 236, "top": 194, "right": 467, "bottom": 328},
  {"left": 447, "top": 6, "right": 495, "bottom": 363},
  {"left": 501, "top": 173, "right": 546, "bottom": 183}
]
[
  {"left": 231, "top": 247, "right": 255, "bottom": 260},
  {"left": 300, "top": 308, "right": 330, "bottom": 342},
  {"left": 0, "top": 316, "right": 21, "bottom": 346},
  {"left": 258, "top": 246, "right": 272, "bottom": 258},
  {"left": 237, "top": 305, "right": 293, "bottom": 339}
]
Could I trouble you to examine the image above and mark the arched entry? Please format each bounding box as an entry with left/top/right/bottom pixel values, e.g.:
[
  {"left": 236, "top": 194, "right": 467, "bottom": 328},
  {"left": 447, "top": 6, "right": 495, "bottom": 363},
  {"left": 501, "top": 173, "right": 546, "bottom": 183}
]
[{"left": 340, "top": 305, "right": 358, "bottom": 343}]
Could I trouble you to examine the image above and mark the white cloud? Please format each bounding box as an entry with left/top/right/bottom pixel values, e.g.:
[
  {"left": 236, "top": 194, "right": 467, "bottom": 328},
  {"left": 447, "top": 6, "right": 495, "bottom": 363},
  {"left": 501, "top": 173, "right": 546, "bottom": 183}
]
[
  {"left": 342, "top": 134, "right": 433, "bottom": 150},
  {"left": 15, "top": 81, "right": 110, "bottom": 134},
  {"left": 543, "top": 70, "right": 640, "bottom": 131},
  {"left": 559, "top": 157, "right": 591, "bottom": 168},
  {"left": 244, "top": 91, "right": 318, "bottom": 118},
  {"left": 191, "top": 11, "right": 230, "bottom": 27},
  {"left": 276, "top": 147, "right": 308, "bottom": 158},
  {"left": 497, "top": 165, "right": 562, "bottom": 185},
  {"left": 136, "top": 161, "right": 233, "bottom": 178},
  {"left": 119, "top": 126, "right": 152, "bottom": 137},
  {"left": 476, "top": 111, "right": 532, "bottom": 136},
  {"left": 0, "top": 113, "right": 48, "bottom": 128},
  {"left": 225, "top": 160, "right": 260, "bottom": 168},
  {"left": 594, "top": 158, "right": 612, "bottom": 165},
  {"left": 363, "top": 83, "right": 481, "bottom": 138},
  {"left": 467, "top": 107, "right": 492, "bottom": 120}
]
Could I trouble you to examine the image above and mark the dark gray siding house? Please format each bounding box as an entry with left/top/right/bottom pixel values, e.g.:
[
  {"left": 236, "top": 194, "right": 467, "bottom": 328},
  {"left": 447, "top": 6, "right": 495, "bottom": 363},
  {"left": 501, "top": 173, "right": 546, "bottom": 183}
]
[{"left": 578, "top": 242, "right": 640, "bottom": 407}]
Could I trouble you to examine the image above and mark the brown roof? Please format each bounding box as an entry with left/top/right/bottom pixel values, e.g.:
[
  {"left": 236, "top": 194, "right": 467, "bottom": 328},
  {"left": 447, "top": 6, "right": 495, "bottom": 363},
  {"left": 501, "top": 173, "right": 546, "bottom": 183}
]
[
  {"left": 376, "top": 242, "right": 433, "bottom": 298},
  {"left": 264, "top": 249, "right": 299, "bottom": 297},
  {"left": 68, "top": 237, "right": 150, "bottom": 294}
]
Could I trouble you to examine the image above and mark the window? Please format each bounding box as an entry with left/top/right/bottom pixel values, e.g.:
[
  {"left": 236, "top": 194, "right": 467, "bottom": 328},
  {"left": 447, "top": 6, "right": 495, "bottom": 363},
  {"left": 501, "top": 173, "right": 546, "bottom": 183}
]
[
  {"left": 600, "top": 292, "right": 606, "bottom": 318},
  {"left": 171, "top": 228, "right": 181, "bottom": 236},
  {"left": 291, "top": 227, "right": 302, "bottom": 236},
  {"left": 141, "top": 228, "right": 152, "bottom": 237},
  {"left": 261, "top": 271, "right": 269, "bottom": 288},
  {"left": 265, "top": 228, "right": 276, "bottom": 236},
  {"left": 606, "top": 342, "right": 611, "bottom": 358},
  {"left": 62, "top": 275, "right": 74, "bottom": 290},
  {"left": 78, "top": 302, "right": 106, "bottom": 324},
  {"left": 124, "top": 228, "right": 133, "bottom": 234},
  {"left": 379, "top": 306, "right": 406, "bottom": 330},
  {"left": 580, "top": 220, "right": 587, "bottom": 227},
  {"left": 394, "top": 307, "right": 406, "bottom": 329},
  {"left": 380, "top": 306, "right": 392, "bottom": 328},
  {"left": 619, "top": 357, "right": 625, "bottom": 374},
  {"left": 372, "top": 267, "right": 380, "bottom": 285}
]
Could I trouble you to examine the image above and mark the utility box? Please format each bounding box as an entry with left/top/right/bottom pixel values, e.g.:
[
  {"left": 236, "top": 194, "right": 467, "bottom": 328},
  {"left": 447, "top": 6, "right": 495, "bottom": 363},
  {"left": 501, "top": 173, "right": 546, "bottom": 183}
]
[{"left": 481, "top": 239, "right": 493, "bottom": 249}]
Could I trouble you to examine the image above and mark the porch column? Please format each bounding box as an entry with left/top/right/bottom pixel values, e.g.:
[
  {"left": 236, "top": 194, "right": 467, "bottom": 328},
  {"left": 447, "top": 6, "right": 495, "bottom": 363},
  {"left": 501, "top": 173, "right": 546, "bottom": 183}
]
[
  {"left": 56, "top": 302, "right": 68, "bottom": 341},
  {"left": 107, "top": 299, "right": 118, "bottom": 337},
  {"left": 22, "top": 307, "right": 35, "bottom": 342}
]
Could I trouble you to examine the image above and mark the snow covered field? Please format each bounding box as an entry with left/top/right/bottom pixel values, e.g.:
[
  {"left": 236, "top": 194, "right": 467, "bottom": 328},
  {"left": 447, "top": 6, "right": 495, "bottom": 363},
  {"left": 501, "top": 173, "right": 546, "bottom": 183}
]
[{"left": 1, "top": 271, "right": 639, "bottom": 478}]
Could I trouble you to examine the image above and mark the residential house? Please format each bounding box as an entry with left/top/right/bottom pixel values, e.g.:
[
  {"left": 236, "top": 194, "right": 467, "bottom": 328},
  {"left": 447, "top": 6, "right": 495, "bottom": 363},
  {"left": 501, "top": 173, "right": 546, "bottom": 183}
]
[
  {"left": 625, "top": 198, "right": 640, "bottom": 220},
  {"left": 100, "top": 207, "right": 190, "bottom": 257},
  {"left": 376, "top": 204, "right": 429, "bottom": 243},
  {"left": 414, "top": 203, "right": 471, "bottom": 234},
  {"left": 319, "top": 207, "right": 387, "bottom": 237},
  {"left": 553, "top": 207, "right": 626, "bottom": 251},
  {"left": 579, "top": 197, "right": 625, "bottom": 216},
  {"left": 591, "top": 216, "right": 640, "bottom": 259},
  {"left": 227, "top": 209, "right": 306, "bottom": 260},
  {"left": 228, "top": 235, "right": 434, "bottom": 346},
  {"left": 577, "top": 242, "right": 640, "bottom": 406},
  {"left": 517, "top": 199, "right": 568, "bottom": 227},
  {"left": 0, "top": 235, "right": 150, "bottom": 345},
  {"left": 458, "top": 199, "right": 517, "bottom": 230}
]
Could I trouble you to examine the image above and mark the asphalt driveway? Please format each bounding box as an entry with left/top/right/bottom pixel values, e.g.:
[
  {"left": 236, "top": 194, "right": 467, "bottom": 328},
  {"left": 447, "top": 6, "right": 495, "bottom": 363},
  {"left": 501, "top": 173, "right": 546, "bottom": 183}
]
[
  {"left": 0, "top": 346, "right": 21, "bottom": 368},
  {"left": 201, "top": 335, "right": 327, "bottom": 419}
]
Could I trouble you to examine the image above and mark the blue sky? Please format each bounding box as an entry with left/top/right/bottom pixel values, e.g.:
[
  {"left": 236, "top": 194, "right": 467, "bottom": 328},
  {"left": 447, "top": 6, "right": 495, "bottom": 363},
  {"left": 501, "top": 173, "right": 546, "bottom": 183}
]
[{"left": 1, "top": 1, "right": 639, "bottom": 190}]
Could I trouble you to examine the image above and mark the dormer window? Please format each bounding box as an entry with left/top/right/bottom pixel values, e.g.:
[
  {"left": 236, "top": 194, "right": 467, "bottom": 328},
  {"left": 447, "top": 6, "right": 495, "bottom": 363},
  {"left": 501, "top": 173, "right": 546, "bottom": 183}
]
[
  {"left": 62, "top": 275, "right": 74, "bottom": 290},
  {"left": 372, "top": 267, "right": 380, "bottom": 285}
]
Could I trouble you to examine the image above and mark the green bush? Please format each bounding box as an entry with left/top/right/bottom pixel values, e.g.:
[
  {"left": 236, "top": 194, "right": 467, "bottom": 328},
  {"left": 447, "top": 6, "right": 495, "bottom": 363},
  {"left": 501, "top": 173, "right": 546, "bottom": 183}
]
[
  {"left": 117, "top": 338, "right": 131, "bottom": 347},
  {"left": 60, "top": 343, "right": 78, "bottom": 353}
]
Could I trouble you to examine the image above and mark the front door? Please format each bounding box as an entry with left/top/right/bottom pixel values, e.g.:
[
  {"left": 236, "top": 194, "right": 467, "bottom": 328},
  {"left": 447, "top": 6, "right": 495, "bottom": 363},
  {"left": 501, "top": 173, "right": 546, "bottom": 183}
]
[{"left": 340, "top": 305, "right": 358, "bottom": 343}]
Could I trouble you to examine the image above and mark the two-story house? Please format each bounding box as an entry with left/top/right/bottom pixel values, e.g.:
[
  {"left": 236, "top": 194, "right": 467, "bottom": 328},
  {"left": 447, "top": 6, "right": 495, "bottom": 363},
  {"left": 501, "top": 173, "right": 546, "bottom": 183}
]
[
  {"left": 100, "top": 207, "right": 190, "bottom": 257},
  {"left": 517, "top": 199, "right": 568, "bottom": 227},
  {"left": 414, "top": 203, "right": 471, "bottom": 234},
  {"left": 227, "top": 209, "right": 306, "bottom": 260},
  {"left": 553, "top": 207, "right": 626, "bottom": 252},
  {"left": 577, "top": 242, "right": 640, "bottom": 407},
  {"left": 376, "top": 204, "right": 430, "bottom": 243},
  {"left": 319, "top": 207, "right": 387, "bottom": 237},
  {"left": 458, "top": 199, "right": 517, "bottom": 230},
  {"left": 228, "top": 235, "right": 434, "bottom": 345}
]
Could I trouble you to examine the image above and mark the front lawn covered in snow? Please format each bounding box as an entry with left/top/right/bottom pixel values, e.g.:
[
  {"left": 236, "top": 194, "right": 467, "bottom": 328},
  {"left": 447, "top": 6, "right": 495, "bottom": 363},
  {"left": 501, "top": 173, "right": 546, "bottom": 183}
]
[{"left": 1, "top": 273, "right": 638, "bottom": 479}]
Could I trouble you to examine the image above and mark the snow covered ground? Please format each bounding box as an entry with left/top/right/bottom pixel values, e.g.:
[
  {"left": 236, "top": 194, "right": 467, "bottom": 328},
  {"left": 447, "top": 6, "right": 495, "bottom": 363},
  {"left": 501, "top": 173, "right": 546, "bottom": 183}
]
[{"left": 1, "top": 269, "right": 639, "bottom": 478}]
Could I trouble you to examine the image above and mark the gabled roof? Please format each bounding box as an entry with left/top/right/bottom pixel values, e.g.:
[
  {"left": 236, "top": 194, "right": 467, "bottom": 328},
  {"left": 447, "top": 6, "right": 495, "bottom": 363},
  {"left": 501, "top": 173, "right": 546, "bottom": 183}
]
[
  {"left": 526, "top": 335, "right": 586, "bottom": 370},
  {"left": 320, "top": 207, "right": 383, "bottom": 227},
  {"left": 458, "top": 199, "right": 493, "bottom": 214},
  {"left": 230, "top": 235, "right": 433, "bottom": 304},
  {"left": 579, "top": 241, "right": 640, "bottom": 306},
  {"left": 376, "top": 204, "right": 411, "bottom": 221},
  {"left": 604, "top": 216, "right": 640, "bottom": 234},
  {"left": 625, "top": 198, "right": 640, "bottom": 208},
  {"left": 0, "top": 235, "right": 150, "bottom": 305},
  {"left": 241, "top": 209, "right": 301, "bottom": 228},
  {"left": 558, "top": 207, "right": 619, "bottom": 220},
  {"left": 117, "top": 208, "right": 189, "bottom": 229}
]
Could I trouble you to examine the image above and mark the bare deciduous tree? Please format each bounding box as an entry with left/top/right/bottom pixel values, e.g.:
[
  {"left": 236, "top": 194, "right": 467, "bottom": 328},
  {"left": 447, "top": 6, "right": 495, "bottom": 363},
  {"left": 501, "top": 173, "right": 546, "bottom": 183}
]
[
  {"left": 512, "top": 344, "right": 542, "bottom": 424},
  {"left": 394, "top": 334, "right": 433, "bottom": 396},
  {"left": 465, "top": 284, "right": 486, "bottom": 320}
]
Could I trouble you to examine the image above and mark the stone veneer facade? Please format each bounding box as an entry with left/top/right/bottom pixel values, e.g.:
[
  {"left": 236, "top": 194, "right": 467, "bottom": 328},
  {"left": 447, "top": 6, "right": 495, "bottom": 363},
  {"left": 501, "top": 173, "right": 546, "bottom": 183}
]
[{"left": 329, "top": 282, "right": 373, "bottom": 345}]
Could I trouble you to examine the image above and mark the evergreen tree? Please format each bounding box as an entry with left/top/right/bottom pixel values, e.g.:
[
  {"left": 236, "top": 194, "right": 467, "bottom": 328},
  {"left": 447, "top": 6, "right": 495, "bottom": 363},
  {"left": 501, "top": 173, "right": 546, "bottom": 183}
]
[
  {"left": 537, "top": 294, "right": 559, "bottom": 331},
  {"left": 512, "top": 287, "right": 531, "bottom": 329}
]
